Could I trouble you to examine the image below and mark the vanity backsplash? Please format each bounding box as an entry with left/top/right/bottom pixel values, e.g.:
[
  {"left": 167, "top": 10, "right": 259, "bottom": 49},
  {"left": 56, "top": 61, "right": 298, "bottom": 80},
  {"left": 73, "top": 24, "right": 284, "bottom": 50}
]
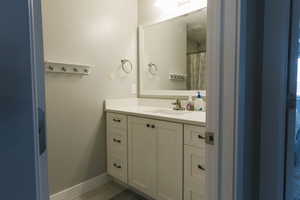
[{"left": 105, "top": 97, "right": 207, "bottom": 112}]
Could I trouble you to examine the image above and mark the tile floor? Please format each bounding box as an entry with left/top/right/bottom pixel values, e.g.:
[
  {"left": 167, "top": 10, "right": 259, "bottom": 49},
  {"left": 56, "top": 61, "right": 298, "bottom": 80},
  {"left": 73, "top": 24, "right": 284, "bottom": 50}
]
[
  {"left": 73, "top": 182, "right": 147, "bottom": 200},
  {"left": 73, "top": 182, "right": 124, "bottom": 200},
  {"left": 110, "top": 189, "right": 147, "bottom": 200}
]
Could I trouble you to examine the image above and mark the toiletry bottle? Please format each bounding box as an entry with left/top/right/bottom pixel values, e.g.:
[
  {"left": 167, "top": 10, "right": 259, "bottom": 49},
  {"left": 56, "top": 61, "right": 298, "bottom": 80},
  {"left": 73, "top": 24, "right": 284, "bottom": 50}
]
[
  {"left": 195, "top": 92, "right": 203, "bottom": 111},
  {"left": 202, "top": 96, "right": 206, "bottom": 112},
  {"left": 186, "top": 96, "right": 195, "bottom": 111}
]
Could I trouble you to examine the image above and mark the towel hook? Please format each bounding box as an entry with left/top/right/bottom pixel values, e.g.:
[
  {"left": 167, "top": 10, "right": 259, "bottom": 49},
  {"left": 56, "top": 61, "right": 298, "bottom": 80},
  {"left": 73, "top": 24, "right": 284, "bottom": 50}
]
[
  {"left": 148, "top": 63, "right": 158, "bottom": 75},
  {"left": 121, "top": 59, "right": 133, "bottom": 74}
]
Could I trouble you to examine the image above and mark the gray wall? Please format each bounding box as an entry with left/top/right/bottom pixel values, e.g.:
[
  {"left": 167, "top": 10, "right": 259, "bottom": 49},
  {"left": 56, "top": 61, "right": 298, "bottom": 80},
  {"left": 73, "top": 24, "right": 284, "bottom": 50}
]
[{"left": 42, "top": 0, "right": 138, "bottom": 194}]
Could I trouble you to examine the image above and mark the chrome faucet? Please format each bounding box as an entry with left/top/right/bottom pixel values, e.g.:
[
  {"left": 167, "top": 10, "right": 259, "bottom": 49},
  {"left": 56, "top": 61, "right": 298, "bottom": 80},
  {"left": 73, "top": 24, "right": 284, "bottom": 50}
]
[{"left": 172, "top": 98, "right": 185, "bottom": 110}]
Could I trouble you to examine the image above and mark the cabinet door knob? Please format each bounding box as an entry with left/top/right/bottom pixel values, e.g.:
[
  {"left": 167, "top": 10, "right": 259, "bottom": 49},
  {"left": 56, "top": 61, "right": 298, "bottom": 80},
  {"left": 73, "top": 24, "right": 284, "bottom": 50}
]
[
  {"left": 151, "top": 125, "right": 155, "bottom": 129},
  {"left": 113, "top": 163, "right": 122, "bottom": 169},
  {"left": 198, "top": 165, "right": 205, "bottom": 171},
  {"left": 147, "top": 124, "right": 150, "bottom": 128},
  {"left": 113, "top": 138, "right": 121, "bottom": 143},
  {"left": 113, "top": 118, "right": 121, "bottom": 123},
  {"left": 198, "top": 135, "right": 205, "bottom": 139}
]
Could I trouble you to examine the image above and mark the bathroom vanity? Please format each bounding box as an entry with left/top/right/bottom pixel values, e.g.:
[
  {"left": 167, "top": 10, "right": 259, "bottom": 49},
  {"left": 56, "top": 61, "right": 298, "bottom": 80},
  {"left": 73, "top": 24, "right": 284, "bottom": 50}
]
[
  {"left": 105, "top": 99, "right": 206, "bottom": 200},
  {"left": 105, "top": 7, "right": 209, "bottom": 200}
]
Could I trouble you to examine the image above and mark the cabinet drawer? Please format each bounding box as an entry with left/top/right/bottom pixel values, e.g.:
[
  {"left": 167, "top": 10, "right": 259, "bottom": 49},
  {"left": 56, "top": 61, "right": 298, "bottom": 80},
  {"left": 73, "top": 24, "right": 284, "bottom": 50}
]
[
  {"left": 184, "top": 187, "right": 205, "bottom": 200},
  {"left": 108, "top": 155, "right": 127, "bottom": 183},
  {"left": 108, "top": 128, "right": 127, "bottom": 155},
  {"left": 184, "top": 145, "right": 205, "bottom": 195},
  {"left": 184, "top": 125, "right": 206, "bottom": 149},
  {"left": 107, "top": 113, "right": 127, "bottom": 130}
]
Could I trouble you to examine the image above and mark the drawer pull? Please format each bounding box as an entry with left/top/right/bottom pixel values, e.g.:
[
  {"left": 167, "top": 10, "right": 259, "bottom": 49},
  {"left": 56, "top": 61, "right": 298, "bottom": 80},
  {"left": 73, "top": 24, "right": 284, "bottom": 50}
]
[
  {"left": 198, "top": 165, "right": 205, "bottom": 171},
  {"left": 198, "top": 135, "right": 205, "bottom": 139},
  {"left": 113, "top": 138, "right": 121, "bottom": 143},
  {"left": 113, "top": 163, "right": 122, "bottom": 169},
  {"left": 113, "top": 118, "right": 121, "bottom": 123}
]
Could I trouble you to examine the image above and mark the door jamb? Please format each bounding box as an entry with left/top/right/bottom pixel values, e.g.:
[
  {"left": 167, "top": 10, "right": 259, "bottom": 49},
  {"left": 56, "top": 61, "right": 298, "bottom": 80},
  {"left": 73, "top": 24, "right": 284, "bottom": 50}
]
[
  {"left": 259, "top": 0, "right": 292, "bottom": 199},
  {"left": 207, "top": 0, "right": 245, "bottom": 199},
  {"left": 284, "top": 0, "right": 300, "bottom": 199}
]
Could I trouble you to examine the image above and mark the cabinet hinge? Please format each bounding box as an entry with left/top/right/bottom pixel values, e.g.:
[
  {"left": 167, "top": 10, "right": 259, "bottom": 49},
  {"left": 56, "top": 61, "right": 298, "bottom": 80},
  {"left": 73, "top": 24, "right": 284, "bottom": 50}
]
[
  {"left": 205, "top": 131, "right": 215, "bottom": 145},
  {"left": 288, "top": 93, "right": 297, "bottom": 110}
]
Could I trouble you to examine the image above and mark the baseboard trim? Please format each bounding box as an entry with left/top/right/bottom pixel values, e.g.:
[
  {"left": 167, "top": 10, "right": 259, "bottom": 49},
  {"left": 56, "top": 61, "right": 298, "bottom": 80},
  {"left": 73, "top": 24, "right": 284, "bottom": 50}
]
[{"left": 50, "top": 173, "right": 111, "bottom": 200}]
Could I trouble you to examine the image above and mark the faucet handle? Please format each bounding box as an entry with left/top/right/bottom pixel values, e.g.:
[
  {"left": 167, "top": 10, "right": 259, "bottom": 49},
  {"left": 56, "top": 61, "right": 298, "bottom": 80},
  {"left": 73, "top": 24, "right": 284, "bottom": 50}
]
[
  {"left": 172, "top": 98, "right": 185, "bottom": 110},
  {"left": 172, "top": 98, "right": 180, "bottom": 104}
]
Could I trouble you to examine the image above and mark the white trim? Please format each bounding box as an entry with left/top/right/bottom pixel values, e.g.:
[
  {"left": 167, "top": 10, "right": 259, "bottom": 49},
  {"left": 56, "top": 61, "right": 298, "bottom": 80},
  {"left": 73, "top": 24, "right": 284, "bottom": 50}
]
[
  {"left": 207, "top": 0, "right": 244, "bottom": 200},
  {"left": 140, "top": 90, "right": 206, "bottom": 98},
  {"left": 205, "top": 0, "right": 221, "bottom": 199},
  {"left": 219, "top": 0, "right": 240, "bottom": 198},
  {"left": 50, "top": 173, "right": 111, "bottom": 200}
]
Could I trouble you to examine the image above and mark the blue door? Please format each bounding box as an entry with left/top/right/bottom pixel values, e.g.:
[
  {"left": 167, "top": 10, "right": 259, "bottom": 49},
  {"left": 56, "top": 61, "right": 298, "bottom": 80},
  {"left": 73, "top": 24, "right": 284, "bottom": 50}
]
[{"left": 0, "top": 0, "right": 49, "bottom": 200}]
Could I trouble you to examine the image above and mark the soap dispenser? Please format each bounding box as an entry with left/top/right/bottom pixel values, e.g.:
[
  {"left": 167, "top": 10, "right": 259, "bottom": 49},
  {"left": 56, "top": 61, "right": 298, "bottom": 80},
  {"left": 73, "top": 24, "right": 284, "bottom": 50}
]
[{"left": 195, "top": 92, "right": 205, "bottom": 111}]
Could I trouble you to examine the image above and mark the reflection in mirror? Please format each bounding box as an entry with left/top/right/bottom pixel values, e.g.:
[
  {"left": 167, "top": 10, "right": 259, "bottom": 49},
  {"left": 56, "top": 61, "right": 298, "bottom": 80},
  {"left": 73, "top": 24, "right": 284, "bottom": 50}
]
[{"left": 139, "top": 8, "right": 207, "bottom": 94}]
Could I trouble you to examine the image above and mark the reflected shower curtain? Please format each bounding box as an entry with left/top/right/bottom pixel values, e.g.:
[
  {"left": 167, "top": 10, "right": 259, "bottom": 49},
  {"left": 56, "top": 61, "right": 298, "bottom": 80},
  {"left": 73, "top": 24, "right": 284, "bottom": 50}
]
[{"left": 187, "top": 53, "right": 206, "bottom": 90}]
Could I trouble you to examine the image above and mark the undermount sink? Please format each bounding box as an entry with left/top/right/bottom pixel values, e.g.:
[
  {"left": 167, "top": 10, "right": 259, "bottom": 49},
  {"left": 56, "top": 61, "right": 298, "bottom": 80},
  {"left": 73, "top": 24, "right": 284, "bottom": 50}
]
[{"left": 148, "top": 109, "right": 189, "bottom": 115}]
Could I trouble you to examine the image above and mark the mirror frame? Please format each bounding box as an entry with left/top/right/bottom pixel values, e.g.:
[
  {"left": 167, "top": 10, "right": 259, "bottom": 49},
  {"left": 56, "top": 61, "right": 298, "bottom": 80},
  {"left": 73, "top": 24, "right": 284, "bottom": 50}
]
[{"left": 138, "top": 9, "right": 207, "bottom": 99}]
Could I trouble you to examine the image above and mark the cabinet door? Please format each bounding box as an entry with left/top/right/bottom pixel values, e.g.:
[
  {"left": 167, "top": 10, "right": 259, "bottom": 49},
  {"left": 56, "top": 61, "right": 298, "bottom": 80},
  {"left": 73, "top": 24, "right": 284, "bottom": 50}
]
[
  {"left": 184, "top": 188, "right": 203, "bottom": 200},
  {"left": 156, "top": 120, "right": 183, "bottom": 200},
  {"left": 128, "top": 116, "right": 157, "bottom": 198}
]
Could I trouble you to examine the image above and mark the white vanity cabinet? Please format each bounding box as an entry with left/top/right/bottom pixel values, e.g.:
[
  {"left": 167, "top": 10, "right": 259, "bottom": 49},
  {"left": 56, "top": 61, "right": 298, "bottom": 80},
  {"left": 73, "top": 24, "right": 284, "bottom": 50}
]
[
  {"left": 128, "top": 116, "right": 183, "bottom": 200},
  {"left": 106, "top": 111, "right": 206, "bottom": 200}
]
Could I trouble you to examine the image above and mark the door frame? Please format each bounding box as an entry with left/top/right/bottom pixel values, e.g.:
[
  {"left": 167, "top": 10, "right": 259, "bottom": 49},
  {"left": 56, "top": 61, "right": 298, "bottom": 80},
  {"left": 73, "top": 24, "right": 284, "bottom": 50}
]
[
  {"left": 207, "top": 0, "right": 246, "bottom": 199},
  {"left": 28, "top": 0, "right": 49, "bottom": 199},
  {"left": 285, "top": 0, "right": 300, "bottom": 199},
  {"left": 259, "top": 0, "right": 293, "bottom": 199}
]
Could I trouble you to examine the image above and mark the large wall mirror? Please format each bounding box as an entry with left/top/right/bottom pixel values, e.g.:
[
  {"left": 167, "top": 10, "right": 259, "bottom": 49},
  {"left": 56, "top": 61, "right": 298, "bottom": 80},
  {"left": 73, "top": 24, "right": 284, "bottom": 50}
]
[{"left": 139, "top": 8, "right": 207, "bottom": 97}]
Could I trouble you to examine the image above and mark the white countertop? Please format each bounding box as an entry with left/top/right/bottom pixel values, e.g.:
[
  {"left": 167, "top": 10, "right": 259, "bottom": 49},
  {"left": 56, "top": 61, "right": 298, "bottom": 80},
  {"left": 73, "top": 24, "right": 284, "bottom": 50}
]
[{"left": 105, "top": 98, "right": 206, "bottom": 126}]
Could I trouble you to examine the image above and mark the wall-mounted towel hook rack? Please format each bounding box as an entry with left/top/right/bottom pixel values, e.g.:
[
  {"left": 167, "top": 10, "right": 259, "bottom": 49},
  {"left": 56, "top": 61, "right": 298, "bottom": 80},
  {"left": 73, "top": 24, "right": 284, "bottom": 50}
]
[{"left": 45, "top": 61, "right": 92, "bottom": 76}]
